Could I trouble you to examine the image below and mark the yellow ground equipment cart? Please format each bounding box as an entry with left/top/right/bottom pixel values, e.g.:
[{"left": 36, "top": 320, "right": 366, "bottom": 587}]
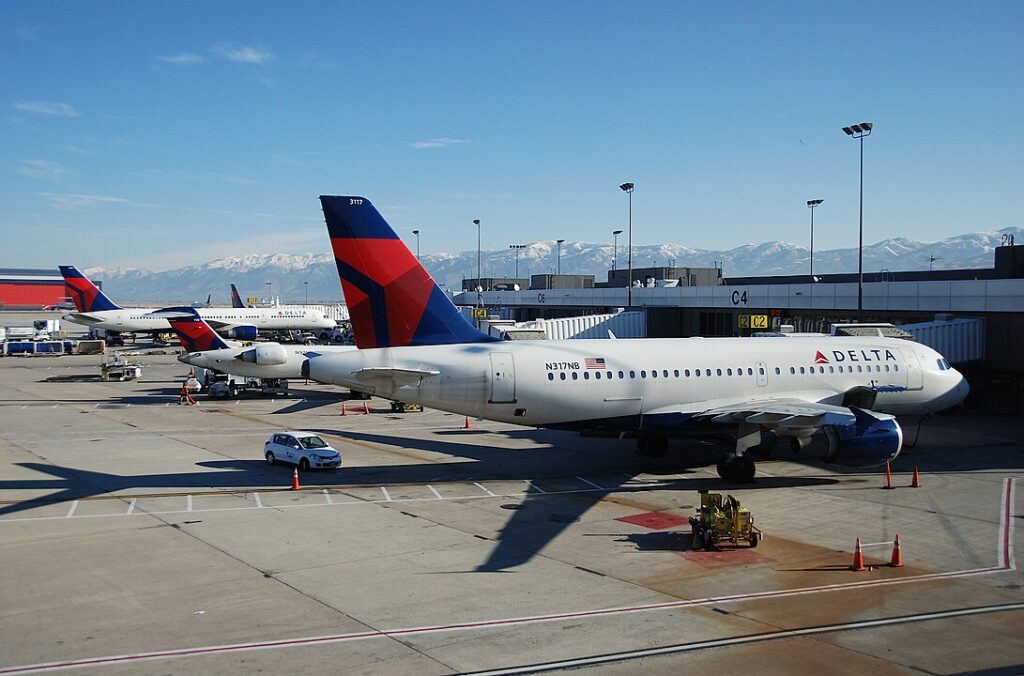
[{"left": 688, "top": 490, "right": 762, "bottom": 550}]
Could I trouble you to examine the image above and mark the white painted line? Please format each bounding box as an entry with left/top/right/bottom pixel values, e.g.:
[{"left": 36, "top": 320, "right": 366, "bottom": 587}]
[
  {"left": 51, "top": 404, "right": 59, "bottom": 409},
  {"left": 381, "top": 487, "right": 392, "bottom": 502},
  {"left": 186, "top": 495, "right": 193, "bottom": 512},
  {"left": 20, "top": 405, "right": 28, "bottom": 410},
  {"left": 428, "top": 485, "right": 443, "bottom": 500},
  {"left": 463, "top": 604, "right": 1024, "bottom": 675},
  {"left": 253, "top": 492, "right": 263, "bottom": 508},
  {"left": 474, "top": 482, "right": 496, "bottom": 496},
  {"left": 323, "top": 489, "right": 333, "bottom": 505},
  {"left": 576, "top": 476, "right": 605, "bottom": 490},
  {"left": 65, "top": 501, "right": 78, "bottom": 518},
  {"left": 528, "top": 482, "right": 547, "bottom": 494},
  {"left": 126, "top": 498, "right": 136, "bottom": 515}
]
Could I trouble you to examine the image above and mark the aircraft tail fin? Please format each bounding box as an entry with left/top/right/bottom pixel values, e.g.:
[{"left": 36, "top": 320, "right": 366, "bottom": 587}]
[
  {"left": 319, "top": 196, "right": 498, "bottom": 348},
  {"left": 230, "top": 284, "right": 246, "bottom": 309},
  {"left": 58, "top": 266, "right": 121, "bottom": 312},
  {"left": 154, "top": 307, "right": 232, "bottom": 352}
]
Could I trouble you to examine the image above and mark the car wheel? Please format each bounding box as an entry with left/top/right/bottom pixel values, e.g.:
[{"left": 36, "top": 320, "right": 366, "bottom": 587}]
[
  {"left": 265, "top": 451, "right": 275, "bottom": 465},
  {"left": 299, "top": 458, "right": 310, "bottom": 472}
]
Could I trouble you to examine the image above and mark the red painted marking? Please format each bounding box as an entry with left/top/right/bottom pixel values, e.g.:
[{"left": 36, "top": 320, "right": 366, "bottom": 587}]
[
  {"left": 814, "top": 350, "right": 829, "bottom": 364},
  {"left": 616, "top": 512, "right": 689, "bottom": 530}
]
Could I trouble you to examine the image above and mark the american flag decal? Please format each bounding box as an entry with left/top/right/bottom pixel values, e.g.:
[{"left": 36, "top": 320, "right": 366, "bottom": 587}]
[{"left": 585, "top": 357, "right": 607, "bottom": 370}]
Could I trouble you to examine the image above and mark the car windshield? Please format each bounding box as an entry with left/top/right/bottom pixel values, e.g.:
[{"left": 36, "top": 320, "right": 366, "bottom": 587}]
[{"left": 298, "top": 436, "right": 328, "bottom": 449}]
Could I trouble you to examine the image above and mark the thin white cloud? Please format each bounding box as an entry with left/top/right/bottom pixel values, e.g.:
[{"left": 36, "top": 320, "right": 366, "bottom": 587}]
[
  {"left": 12, "top": 100, "right": 79, "bottom": 117},
  {"left": 412, "top": 137, "right": 472, "bottom": 150},
  {"left": 214, "top": 44, "right": 276, "bottom": 64},
  {"left": 64, "top": 144, "right": 89, "bottom": 154},
  {"left": 17, "top": 160, "right": 73, "bottom": 180},
  {"left": 157, "top": 52, "right": 205, "bottom": 65},
  {"left": 37, "top": 193, "right": 132, "bottom": 209}
]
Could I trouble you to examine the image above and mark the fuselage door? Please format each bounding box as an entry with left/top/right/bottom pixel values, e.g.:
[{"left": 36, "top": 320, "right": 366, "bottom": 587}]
[
  {"left": 899, "top": 347, "right": 924, "bottom": 391},
  {"left": 756, "top": 361, "right": 768, "bottom": 387},
  {"left": 489, "top": 352, "right": 516, "bottom": 403}
]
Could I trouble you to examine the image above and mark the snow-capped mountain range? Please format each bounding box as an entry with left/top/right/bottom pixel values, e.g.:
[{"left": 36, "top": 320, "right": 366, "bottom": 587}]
[{"left": 84, "top": 227, "right": 1021, "bottom": 303}]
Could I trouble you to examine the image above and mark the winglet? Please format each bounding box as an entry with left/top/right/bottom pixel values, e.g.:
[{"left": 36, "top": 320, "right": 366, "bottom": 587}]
[
  {"left": 155, "top": 306, "right": 232, "bottom": 352},
  {"left": 59, "top": 266, "right": 121, "bottom": 312},
  {"left": 319, "top": 195, "right": 498, "bottom": 348}
]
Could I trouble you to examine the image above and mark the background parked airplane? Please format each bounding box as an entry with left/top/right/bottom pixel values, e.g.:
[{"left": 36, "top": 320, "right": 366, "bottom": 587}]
[
  {"left": 59, "top": 266, "right": 335, "bottom": 340},
  {"left": 303, "top": 196, "right": 968, "bottom": 482},
  {"left": 159, "top": 307, "right": 356, "bottom": 380}
]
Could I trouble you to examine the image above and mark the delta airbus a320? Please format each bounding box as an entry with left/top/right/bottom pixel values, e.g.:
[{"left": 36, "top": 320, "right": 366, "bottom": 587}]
[{"left": 300, "top": 196, "right": 967, "bottom": 482}]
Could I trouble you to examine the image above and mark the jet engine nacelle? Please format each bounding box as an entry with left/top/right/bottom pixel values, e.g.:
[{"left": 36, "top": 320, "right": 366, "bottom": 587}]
[
  {"left": 226, "top": 325, "right": 258, "bottom": 341},
  {"left": 237, "top": 342, "right": 288, "bottom": 366},
  {"left": 789, "top": 407, "right": 902, "bottom": 467}
]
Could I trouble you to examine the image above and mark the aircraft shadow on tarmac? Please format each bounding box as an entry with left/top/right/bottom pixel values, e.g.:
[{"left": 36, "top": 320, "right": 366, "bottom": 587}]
[{"left": 0, "top": 425, "right": 836, "bottom": 573}]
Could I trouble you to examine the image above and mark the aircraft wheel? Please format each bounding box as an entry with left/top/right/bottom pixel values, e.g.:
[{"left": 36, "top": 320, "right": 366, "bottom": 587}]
[
  {"left": 635, "top": 434, "right": 648, "bottom": 455},
  {"left": 735, "top": 456, "right": 756, "bottom": 483},
  {"left": 716, "top": 452, "right": 737, "bottom": 480}
]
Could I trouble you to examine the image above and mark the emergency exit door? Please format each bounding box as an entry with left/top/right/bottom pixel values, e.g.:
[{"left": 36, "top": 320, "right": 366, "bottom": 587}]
[{"left": 489, "top": 352, "right": 516, "bottom": 403}]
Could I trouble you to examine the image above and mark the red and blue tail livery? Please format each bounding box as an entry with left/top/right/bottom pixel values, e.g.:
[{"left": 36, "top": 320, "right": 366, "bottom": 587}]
[
  {"left": 230, "top": 283, "right": 247, "bottom": 309},
  {"left": 59, "top": 266, "right": 121, "bottom": 312},
  {"left": 319, "top": 195, "right": 497, "bottom": 349},
  {"left": 158, "top": 307, "right": 232, "bottom": 352}
]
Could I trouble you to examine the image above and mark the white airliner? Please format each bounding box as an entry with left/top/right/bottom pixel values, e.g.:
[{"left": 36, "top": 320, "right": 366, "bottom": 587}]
[
  {"left": 298, "top": 196, "right": 968, "bottom": 482},
  {"left": 156, "top": 307, "right": 356, "bottom": 378},
  {"left": 60, "top": 266, "right": 335, "bottom": 339}
]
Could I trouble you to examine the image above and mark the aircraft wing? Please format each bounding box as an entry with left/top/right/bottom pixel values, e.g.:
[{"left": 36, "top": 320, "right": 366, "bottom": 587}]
[
  {"left": 648, "top": 397, "right": 857, "bottom": 430},
  {"left": 350, "top": 366, "right": 441, "bottom": 387}
]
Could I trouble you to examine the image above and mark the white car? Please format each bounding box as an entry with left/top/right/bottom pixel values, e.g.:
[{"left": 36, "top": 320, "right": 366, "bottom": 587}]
[{"left": 264, "top": 431, "right": 342, "bottom": 471}]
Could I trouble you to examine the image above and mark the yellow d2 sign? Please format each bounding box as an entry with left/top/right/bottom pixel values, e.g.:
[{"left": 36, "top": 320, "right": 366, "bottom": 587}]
[
  {"left": 751, "top": 315, "right": 769, "bottom": 329},
  {"left": 737, "top": 315, "right": 750, "bottom": 328}
]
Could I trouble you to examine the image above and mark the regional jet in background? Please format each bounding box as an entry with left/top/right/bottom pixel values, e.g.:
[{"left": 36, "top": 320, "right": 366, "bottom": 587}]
[
  {"left": 156, "top": 306, "right": 356, "bottom": 379},
  {"left": 303, "top": 196, "right": 968, "bottom": 482},
  {"left": 59, "top": 266, "right": 335, "bottom": 340}
]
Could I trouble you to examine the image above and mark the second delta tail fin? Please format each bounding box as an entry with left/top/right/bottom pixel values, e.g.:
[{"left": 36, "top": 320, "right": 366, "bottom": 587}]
[
  {"left": 320, "top": 195, "right": 497, "bottom": 349},
  {"left": 154, "top": 307, "right": 232, "bottom": 352},
  {"left": 59, "top": 266, "right": 121, "bottom": 312}
]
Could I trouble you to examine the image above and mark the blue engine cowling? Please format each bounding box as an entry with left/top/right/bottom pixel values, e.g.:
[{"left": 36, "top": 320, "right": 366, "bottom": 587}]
[
  {"left": 790, "top": 407, "right": 902, "bottom": 467},
  {"left": 226, "top": 325, "right": 258, "bottom": 341}
]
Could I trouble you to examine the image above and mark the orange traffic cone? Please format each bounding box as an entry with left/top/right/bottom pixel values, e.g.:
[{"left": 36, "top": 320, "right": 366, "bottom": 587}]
[
  {"left": 464, "top": 416, "right": 471, "bottom": 429},
  {"left": 851, "top": 537, "right": 866, "bottom": 571},
  {"left": 883, "top": 461, "right": 894, "bottom": 490},
  {"left": 341, "top": 401, "right": 347, "bottom": 416},
  {"left": 889, "top": 533, "right": 904, "bottom": 567},
  {"left": 291, "top": 467, "right": 300, "bottom": 491},
  {"left": 362, "top": 401, "right": 370, "bottom": 415},
  {"left": 911, "top": 467, "right": 921, "bottom": 488}
]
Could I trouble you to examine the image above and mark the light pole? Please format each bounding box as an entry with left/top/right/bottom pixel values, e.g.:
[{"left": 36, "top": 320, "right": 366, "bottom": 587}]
[
  {"left": 412, "top": 229, "right": 420, "bottom": 261},
  {"left": 612, "top": 229, "right": 622, "bottom": 273},
  {"left": 619, "top": 183, "right": 634, "bottom": 307},
  {"left": 556, "top": 239, "right": 565, "bottom": 276},
  {"left": 473, "top": 219, "right": 482, "bottom": 317},
  {"left": 807, "top": 199, "right": 823, "bottom": 280},
  {"left": 509, "top": 244, "right": 526, "bottom": 278},
  {"left": 304, "top": 280, "right": 308, "bottom": 305},
  {"left": 842, "top": 122, "right": 872, "bottom": 321}
]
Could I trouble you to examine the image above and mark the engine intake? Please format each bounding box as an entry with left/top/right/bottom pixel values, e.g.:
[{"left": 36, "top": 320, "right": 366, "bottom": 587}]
[
  {"left": 237, "top": 342, "right": 288, "bottom": 366},
  {"left": 789, "top": 407, "right": 902, "bottom": 467}
]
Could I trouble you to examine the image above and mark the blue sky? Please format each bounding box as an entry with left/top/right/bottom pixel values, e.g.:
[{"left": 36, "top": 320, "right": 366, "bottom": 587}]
[{"left": 3, "top": 1, "right": 1021, "bottom": 271}]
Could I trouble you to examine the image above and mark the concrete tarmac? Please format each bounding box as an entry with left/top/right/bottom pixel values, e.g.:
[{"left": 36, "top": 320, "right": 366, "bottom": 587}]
[{"left": 0, "top": 345, "right": 1021, "bottom": 674}]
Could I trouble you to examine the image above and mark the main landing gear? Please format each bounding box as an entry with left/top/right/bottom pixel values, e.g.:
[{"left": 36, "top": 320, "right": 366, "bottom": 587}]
[{"left": 715, "top": 422, "right": 766, "bottom": 483}]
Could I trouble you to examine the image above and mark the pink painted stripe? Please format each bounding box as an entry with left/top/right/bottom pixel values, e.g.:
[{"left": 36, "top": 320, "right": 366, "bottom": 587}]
[{"left": 2, "top": 476, "right": 1018, "bottom": 675}]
